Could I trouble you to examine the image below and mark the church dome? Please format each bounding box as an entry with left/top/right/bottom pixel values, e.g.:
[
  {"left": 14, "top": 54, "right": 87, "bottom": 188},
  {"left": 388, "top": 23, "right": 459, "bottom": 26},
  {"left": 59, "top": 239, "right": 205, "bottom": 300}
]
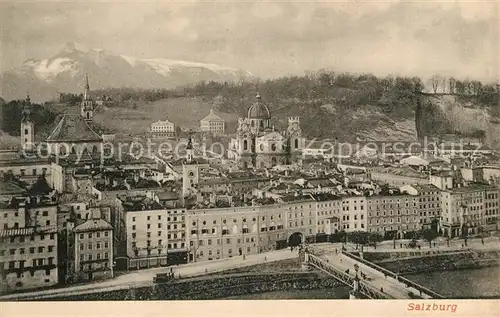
[{"left": 247, "top": 93, "right": 271, "bottom": 119}]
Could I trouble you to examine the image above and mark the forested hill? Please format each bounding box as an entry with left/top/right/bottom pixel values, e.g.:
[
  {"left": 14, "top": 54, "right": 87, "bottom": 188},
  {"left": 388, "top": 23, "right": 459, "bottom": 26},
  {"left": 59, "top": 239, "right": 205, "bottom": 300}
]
[{"left": 1, "top": 71, "right": 499, "bottom": 147}]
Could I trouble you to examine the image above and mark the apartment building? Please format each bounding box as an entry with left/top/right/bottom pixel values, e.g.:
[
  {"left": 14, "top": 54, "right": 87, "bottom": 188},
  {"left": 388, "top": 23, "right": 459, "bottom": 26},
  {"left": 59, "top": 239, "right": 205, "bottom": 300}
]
[
  {"left": 74, "top": 219, "right": 114, "bottom": 281},
  {"left": 314, "top": 194, "right": 342, "bottom": 235},
  {"left": 341, "top": 196, "right": 368, "bottom": 232},
  {"left": 165, "top": 208, "right": 188, "bottom": 265},
  {"left": 186, "top": 196, "right": 317, "bottom": 262},
  {"left": 0, "top": 198, "right": 58, "bottom": 293},
  {"left": 401, "top": 184, "right": 442, "bottom": 230},
  {"left": 440, "top": 185, "right": 492, "bottom": 238},
  {"left": 484, "top": 187, "right": 500, "bottom": 231},
  {"left": 366, "top": 194, "right": 420, "bottom": 239}
]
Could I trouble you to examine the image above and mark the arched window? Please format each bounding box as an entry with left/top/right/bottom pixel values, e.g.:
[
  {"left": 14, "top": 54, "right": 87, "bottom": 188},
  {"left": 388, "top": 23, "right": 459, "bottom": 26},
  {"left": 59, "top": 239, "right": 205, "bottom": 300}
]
[
  {"left": 271, "top": 144, "right": 276, "bottom": 151},
  {"left": 294, "top": 138, "right": 299, "bottom": 149},
  {"left": 86, "top": 112, "right": 90, "bottom": 119},
  {"left": 71, "top": 146, "right": 76, "bottom": 154},
  {"left": 271, "top": 157, "right": 277, "bottom": 166},
  {"left": 259, "top": 144, "right": 264, "bottom": 151},
  {"left": 260, "top": 120, "right": 263, "bottom": 128},
  {"left": 251, "top": 121, "right": 255, "bottom": 127},
  {"left": 243, "top": 140, "right": 248, "bottom": 150},
  {"left": 92, "top": 145, "right": 98, "bottom": 153},
  {"left": 59, "top": 146, "right": 66, "bottom": 155}
]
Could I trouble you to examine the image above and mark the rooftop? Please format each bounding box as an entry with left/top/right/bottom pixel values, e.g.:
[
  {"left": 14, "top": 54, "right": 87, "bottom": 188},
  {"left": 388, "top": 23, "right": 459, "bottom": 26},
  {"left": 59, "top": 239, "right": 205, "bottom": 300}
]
[
  {"left": 74, "top": 218, "right": 113, "bottom": 233},
  {"left": 201, "top": 109, "right": 224, "bottom": 122},
  {"left": 0, "top": 180, "right": 26, "bottom": 196},
  {"left": 46, "top": 115, "right": 103, "bottom": 142}
]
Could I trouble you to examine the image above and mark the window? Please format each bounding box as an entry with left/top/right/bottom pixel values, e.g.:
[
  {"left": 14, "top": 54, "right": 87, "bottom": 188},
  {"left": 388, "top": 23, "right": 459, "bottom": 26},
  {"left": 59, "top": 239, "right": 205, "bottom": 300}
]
[
  {"left": 79, "top": 234, "right": 84, "bottom": 239},
  {"left": 97, "top": 232, "right": 100, "bottom": 238},
  {"left": 30, "top": 247, "right": 35, "bottom": 254},
  {"left": 9, "top": 249, "right": 15, "bottom": 255},
  {"left": 88, "top": 233, "right": 92, "bottom": 239},
  {"left": 97, "top": 243, "right": 101, "bottom": 249},
  {"left": 88, "top": 243, "right": 92, "bottom": 250},
  {"left": 105, "top": 231, "right": 109, "bottom": 237}
]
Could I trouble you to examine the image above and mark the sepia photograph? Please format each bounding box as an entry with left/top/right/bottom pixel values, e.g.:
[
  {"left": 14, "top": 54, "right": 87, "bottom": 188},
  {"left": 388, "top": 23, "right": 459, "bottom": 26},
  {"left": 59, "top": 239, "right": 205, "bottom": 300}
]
[{"left": 0, "top": 0, "right": 499, "bottom": 315}]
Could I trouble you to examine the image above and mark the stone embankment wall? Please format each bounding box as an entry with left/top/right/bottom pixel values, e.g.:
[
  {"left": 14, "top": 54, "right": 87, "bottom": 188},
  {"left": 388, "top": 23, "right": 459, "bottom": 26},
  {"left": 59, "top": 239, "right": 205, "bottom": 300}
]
[
  {"left": 363, "top": 250, "right": 500, "bottom": 275},
  {"left": 37, "top": 272, "right": 343, "bottom": 301}
]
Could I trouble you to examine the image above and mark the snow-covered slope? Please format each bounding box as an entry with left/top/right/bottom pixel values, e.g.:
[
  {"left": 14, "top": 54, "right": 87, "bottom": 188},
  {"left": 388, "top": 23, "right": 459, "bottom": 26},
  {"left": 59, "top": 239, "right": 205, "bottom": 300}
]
[{"left": 1, "top": 42, "right": 255, "bottom": 102}]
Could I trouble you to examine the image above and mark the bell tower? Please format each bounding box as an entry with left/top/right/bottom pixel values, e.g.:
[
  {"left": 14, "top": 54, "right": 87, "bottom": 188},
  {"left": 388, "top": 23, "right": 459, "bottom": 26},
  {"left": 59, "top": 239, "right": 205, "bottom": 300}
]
[
  {"left": 21, "top": 93, "right": 35, "bottom": 152},
  {"left": 81, "top": 74, "right": 94, "bottom": 121}
]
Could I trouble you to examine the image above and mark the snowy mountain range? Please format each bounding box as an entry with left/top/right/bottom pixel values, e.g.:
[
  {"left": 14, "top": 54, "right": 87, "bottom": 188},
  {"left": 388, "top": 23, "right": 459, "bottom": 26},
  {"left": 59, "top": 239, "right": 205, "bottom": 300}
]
[{"left": 1, "top": 42, "right": 255, "bottom": 102}]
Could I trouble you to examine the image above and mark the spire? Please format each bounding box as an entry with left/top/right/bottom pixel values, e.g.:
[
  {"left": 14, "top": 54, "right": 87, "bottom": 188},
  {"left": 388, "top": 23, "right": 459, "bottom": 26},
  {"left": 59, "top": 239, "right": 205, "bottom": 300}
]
[
  {"left": 186, "top": 130, "right": 194, "bottom": 164},
  {"left": 187, "top": 130, "right": 193, "bottom": 150},
  {"left": 83, "top": 74, "right": 91, "bottom": 100},
  {"left": 209, "top": 109, "right": 214, "bottom": 115}
]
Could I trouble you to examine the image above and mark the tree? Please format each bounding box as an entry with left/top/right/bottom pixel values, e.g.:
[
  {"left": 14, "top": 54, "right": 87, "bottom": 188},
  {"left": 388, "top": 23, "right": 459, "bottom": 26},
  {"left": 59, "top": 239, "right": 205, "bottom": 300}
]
[
  {"left": 421, "top": 229, "right": 439, "bottom": 248},
  {"left": 368, "top": 232, "right": 383, "bottom": 250},
  {"left": 346, "top": 231, "right": 370, "bottom": 251}
]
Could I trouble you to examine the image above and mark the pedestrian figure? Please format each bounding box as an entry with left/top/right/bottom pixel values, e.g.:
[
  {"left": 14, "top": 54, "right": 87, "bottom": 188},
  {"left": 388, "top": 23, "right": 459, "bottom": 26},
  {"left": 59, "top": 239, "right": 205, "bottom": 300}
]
[
  {"left": 481, "top": 239, "right": 484, "bottom": 245},
  {"left": 335, "top": 248, "right": 338, "bottom": 254},
  {"left": 265, "top": 256, "right": 267, "bottom": 262},
  {"left": 243, "top": 254, "right": 246, "bottom": 260},
  {"left": 380, "top": 287, "right": 384, "bottom": 293},
  {"left": 400, "top": 243, "right": 402, "bottom": 248},
  {"left": 461, "top": 244, "right": 464, "bottom": 248},
  {"left": 433, "top": 242, "right": 436, "bottom": 247},
  {"left": 418, "top": 245, "right": 421, "bottom": 250}
]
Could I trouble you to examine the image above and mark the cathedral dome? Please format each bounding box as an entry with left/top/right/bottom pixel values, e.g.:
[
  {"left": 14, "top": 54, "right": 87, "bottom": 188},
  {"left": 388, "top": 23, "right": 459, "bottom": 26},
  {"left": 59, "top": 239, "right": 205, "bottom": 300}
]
[{"left": 247, "top": 93, "right": 271, "bottom": 119}]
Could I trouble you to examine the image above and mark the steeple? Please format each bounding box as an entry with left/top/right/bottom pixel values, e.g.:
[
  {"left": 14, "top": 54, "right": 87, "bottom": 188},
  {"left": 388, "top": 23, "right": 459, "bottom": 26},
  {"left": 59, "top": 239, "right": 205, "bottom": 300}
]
[
  {"left": 81, "top": 74, "right": 94, "bottom": 121},
  {"left": 83, "top": 73, "right": 91, "bottom": 100},
  {"left": 186, "top": 130, "right": 194, "bottom": 163}
]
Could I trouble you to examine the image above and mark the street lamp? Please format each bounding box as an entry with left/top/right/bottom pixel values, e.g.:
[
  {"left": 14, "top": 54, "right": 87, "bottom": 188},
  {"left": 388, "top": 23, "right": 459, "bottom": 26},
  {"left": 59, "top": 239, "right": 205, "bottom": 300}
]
[{"left": 354, "top": 263, "right": 359, "bottom": 279}]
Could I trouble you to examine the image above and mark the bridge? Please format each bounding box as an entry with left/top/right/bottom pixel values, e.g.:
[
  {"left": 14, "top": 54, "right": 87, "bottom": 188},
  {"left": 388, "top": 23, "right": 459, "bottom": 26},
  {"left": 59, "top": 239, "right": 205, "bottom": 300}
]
[{"left": 303, "top": 246, "right": 445, "bottom": 299}]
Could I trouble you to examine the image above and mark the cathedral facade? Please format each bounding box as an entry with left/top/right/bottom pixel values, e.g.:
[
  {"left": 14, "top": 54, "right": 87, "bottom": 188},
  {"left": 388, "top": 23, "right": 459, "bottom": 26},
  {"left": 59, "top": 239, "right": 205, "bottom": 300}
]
[{"left": 228, "top": 94, "right": 303, "bottom": 169}]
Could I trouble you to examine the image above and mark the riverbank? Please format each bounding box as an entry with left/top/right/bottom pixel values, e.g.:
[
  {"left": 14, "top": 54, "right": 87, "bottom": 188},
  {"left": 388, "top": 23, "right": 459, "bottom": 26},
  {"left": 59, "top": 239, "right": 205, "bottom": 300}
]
[
  {"left": 362, "top": 250, "right": 500, "bottom": 275},
  {"left": 34, "top": 272, "right": 345, "bottom": 301}
]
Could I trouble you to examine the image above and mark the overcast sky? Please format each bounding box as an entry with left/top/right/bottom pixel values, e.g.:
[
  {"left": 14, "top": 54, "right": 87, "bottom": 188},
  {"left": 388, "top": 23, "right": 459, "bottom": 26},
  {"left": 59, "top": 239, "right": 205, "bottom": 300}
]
[{"left": 1, "top": 1, "right": 499, "bottom": 81}]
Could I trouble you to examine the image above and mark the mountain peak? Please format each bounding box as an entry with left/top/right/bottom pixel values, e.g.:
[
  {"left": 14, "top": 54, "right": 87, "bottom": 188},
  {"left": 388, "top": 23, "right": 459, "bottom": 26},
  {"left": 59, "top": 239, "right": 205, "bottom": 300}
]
[{"left": 63, "top": 41, "right": 90, "bottom": 53}]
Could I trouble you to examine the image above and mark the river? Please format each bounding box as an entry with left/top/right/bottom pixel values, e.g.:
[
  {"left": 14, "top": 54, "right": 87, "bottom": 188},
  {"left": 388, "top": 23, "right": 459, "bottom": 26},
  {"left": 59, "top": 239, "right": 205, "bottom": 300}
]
[{"left": 226, "top": 267, "right": 500, "bottom": 299}]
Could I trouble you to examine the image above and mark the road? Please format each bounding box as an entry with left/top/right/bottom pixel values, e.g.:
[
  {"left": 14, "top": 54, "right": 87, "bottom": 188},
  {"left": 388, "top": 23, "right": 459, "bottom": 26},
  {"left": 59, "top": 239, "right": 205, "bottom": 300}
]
[
  {"left": 0, "top": 248, "right": 299, "bottom": 300},
  {"left": 318, "top": 252, "right": 432, "bottom": 299}
]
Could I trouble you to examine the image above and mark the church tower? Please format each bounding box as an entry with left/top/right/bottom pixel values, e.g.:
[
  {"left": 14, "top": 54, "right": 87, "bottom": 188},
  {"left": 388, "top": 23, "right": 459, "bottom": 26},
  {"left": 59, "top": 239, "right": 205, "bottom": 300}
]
[
  {"left": 81, "top": 74, "right": 94, "bottom": 121},
  {"left": 182, "top": 132, "right": 200, "bottom": 200},
  {"left": 21, "top": 93, "right": 35, "bottom": 152}
]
